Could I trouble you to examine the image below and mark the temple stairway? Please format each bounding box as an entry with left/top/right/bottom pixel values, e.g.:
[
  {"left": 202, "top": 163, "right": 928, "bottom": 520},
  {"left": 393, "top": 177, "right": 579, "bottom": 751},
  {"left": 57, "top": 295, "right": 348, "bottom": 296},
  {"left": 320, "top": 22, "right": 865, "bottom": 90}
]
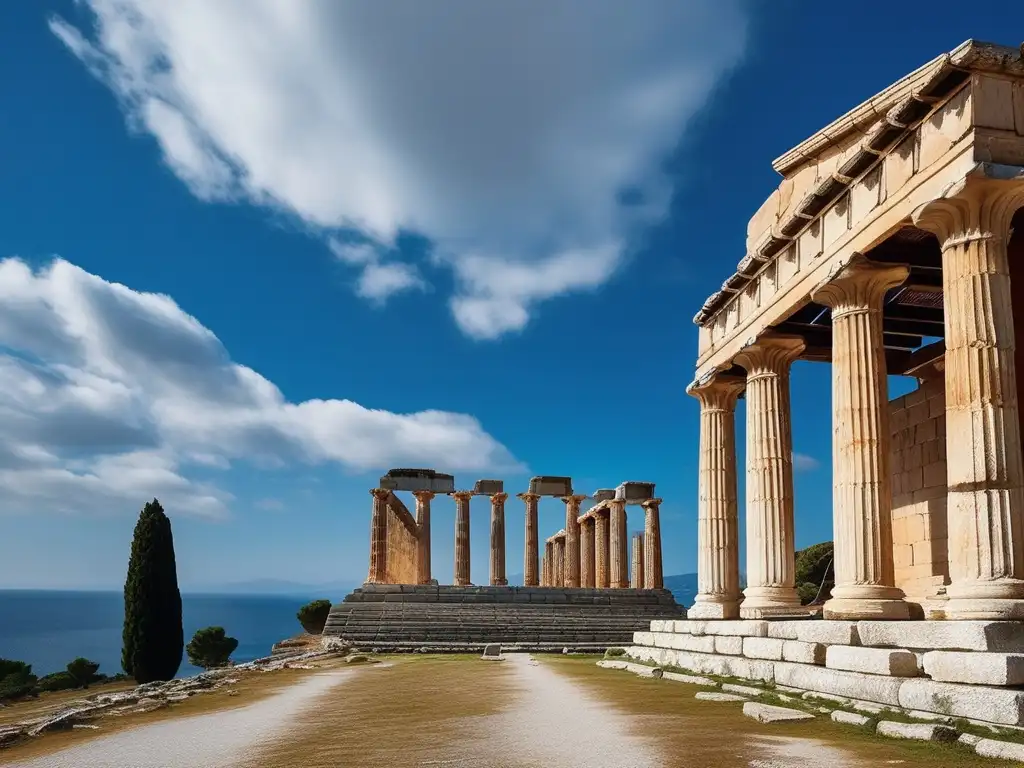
[{"left": 323, "top": 584, "right": 685, "bottom": 651}]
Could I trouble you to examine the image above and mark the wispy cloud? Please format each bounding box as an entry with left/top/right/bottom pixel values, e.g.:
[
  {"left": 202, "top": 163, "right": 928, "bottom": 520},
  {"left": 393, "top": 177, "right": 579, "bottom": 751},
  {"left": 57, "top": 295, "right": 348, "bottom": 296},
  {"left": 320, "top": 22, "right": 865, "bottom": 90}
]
[
  {"left": 792, "top": 453, "right": 821, "bottom": 472},
  {"left": 50, "top": 1, "right": 748, "bottom": 338}
]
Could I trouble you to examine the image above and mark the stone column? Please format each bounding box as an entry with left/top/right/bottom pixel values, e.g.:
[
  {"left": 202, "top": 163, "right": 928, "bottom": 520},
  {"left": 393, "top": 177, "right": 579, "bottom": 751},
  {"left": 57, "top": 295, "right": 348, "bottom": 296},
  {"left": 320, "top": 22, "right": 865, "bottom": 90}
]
[
  {"left": 489, "top": 492, "right": 508, "bottom": 586},
  {"left": 631, "top": 532, "right": 644, "bottom": 590},
  {"left": 609, "top": 499, "right": 629, "bottom": 588},
  {"left": 812, "top": 253, "right": 912, "bottom": 620},
  {"left": 554, "top": 538, "right": 565, "bottom": 588},
  {"left": 518, "top": 493, "right": 541, "bottom": 587},
  {"left": 734, "top": 333, "right": 804, "bottom": 617},
  {"left": 595, "top": 508, "right": 610, "bottom": 588},
  {"left": 542, "top": 540, "right": 554, "bottom": 587},
  {"left": 687, "top": 375, "right": 745, "bottom": 618},
  {"left": 642, "top": 498, "right": 664, "bottom": 590},
  {"left": 452, "top": 491, "right": 473, "bottom": 586},
  {"left": 562, "top": 495, "right": 587, "bottom": 588},
  {"left": 412, "top": 490, "right": 435, "bottom": 585},
  {"left": 914, "top": 178, "right": 1024, "bottom": 619},
  {"left": 580, "top": 515, "right": 596, "bottom": 588},
  {"left": 368, "top": 489, "right": 390, "bottom": 583}
]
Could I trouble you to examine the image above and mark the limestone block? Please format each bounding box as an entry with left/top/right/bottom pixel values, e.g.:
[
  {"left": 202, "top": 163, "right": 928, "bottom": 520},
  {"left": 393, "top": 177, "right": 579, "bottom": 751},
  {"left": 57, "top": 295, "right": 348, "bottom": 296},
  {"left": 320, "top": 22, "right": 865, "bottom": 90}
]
[
  {"left": 767, "top": 620, "right": 859, "bottom": 645},
  {"left": 615, "top": 481, "right": 656, "bottom": 504},
  {"left": 473, "top": 479, "right": 504, "bottom": 495},
  {"left": 958, "top": 733, "right": 982, "bottom": 747},
  {"left": 668, "top": 634, "right": 716, "bottom": 654},
  {"left": 782, "top": 640, "right": 826, "bottom": 666},
  {"left": 904, "top": 710, "right": 954, "bottom": 724},
  {"left": 826, "top": 646, "right": 919, "bottom": 677},
  {"left": 922, "top": 651, "right": 1024, "bottom": 686},
  {"left": 831, "top": 710, "right": 871, "bottom": 726},
  {"left": 592, "top": 489, "right": 616, "bottom": 502},
  {"left": 714, "top": 636, "right": 744, "bottom": 656},
  {"left": 649, "top": 620, "right": 669, "bottom": 633},
  {"left": 743, "top": 702, "right": 814, "bottom": 723},
  {"left": 379, "top": 469, "right": 455, "bottom": 493},
  {"left": 657, "top": 649, "right": 775, "bottom": 683},
  {"left": 632, "top": 631, "right": 654, "bottom": 646},
  {"left": 876, "top": 721, "right": 959, "bottom": 743},
  {"left": 696, "top": 692, "right": 748, "bottom": 702},
  {"left": 897, "top": 679, "right": 1024, "bottom": 726},
  {"left": 744, "top": 637, "right": 785, "bottom": 661},
  {"left": 681, "top": 620, "right": 768, "bottom": 637},
  {"left": 649, "top": 632, "right": 675, "bottom": 649},
  {"left": 722, "top": 683, "right": 763, "bottom": 697},
  {"left": 975, "top": 738, "right": 1024, "bottom": 761},
  {"left": 774, "top": 661, "right": 902, "bottom": 706},
  {"left": 856, "top": 621, "right": 1024, "bottom": 652},
  {"left": 662, "top": 671, "right": 715, "bottom": 686},
  {"left": 528, "top": 476, "right": 573, "bottom": 497}
]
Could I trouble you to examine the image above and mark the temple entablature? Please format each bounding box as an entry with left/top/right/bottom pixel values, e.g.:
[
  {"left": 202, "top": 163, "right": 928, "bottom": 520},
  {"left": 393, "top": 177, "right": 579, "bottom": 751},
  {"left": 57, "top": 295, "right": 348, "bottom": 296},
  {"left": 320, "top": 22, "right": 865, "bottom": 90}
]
[{"left": 693, "top": 40, "right": 1024, "bottom": 382}]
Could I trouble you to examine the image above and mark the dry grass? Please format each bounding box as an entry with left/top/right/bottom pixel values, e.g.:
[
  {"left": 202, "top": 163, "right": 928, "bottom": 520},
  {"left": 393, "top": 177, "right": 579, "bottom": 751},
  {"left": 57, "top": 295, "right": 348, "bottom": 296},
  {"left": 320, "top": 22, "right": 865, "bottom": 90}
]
[
  {"left": 0, "top": 680, "right": 137, "bottom": 726},
  {"left": 544, "top": 656, "right": 1003, "bottom": 768},
  {"left": 240, "top": 655, "right": 518, "bottom": 768},
  {"left": 0, "top": 660, "right": 347, "bottom": 765}
]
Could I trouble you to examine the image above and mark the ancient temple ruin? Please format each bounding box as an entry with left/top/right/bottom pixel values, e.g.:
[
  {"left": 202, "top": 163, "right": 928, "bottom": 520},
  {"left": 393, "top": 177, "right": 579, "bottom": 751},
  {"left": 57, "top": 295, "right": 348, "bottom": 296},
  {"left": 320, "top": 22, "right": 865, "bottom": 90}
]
[
  {"left": 627, "top": 39, "right": 1024, "bottom": 729},
  {"left": 324, "top": 470, "right": 681, "bottom": 650}
]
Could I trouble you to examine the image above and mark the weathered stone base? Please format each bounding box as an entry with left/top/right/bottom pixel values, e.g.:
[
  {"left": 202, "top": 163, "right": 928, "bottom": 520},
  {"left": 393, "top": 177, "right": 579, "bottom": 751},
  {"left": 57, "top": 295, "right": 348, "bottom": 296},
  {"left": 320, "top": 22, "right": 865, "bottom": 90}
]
[
  {"left": 688, "top": 600, "right": 739, "bottom": 620},
  {"left": 324, "top": 583, "right": 685, "bottom": 651},
  {"left": 628, "top": 618, "right": 1024, "bottom": 727}
]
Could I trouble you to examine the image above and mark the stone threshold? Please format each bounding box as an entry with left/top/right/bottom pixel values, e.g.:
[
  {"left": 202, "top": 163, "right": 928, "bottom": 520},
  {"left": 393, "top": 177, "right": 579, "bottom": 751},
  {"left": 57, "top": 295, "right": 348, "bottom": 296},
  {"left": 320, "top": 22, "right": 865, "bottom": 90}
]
[{"left": 598, "top": 655, "right": 1024, "bottom": 761}]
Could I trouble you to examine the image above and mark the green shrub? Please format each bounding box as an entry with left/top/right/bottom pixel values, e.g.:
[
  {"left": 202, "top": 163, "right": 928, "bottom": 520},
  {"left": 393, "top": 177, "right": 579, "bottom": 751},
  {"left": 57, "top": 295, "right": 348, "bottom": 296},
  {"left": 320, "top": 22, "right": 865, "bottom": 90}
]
[
  {"left": 66, "top": 657, "right": 101, "bottom": 688},
  {"left": 795, "top": 541, "right": 834, "bottom": 604},
  {"left": 297, "top": 599, "right": 332, "bottom": 635},
  {"left": 123, "top": 499, "right": 184, "bottom": 682},
  {"left": 186, "top": 626, "right": 239, "bottom": 669},
  {"left": 604, "top": 648, "right": 627, "bottom": 658},
  {"left": 37, "top": 671, "right": 77, "bottom": 693},
  {"left": 0, "top": 659, "right": 37, "bottom": 701}
]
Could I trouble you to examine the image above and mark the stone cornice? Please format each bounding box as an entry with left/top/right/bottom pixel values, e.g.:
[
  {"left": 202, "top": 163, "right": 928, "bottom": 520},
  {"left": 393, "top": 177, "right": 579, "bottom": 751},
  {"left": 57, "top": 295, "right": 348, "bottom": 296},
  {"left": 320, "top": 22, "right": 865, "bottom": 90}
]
[{"left": 693, "top": 39, "right": 1024, "bottom": 329}]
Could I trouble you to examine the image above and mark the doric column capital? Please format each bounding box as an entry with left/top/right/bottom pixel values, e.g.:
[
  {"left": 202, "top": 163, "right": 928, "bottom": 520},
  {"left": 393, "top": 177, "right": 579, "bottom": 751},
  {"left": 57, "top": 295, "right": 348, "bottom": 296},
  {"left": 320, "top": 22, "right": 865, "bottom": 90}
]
[
  {"left": 370, "top": 488, "right": 392, "bottom": 501},
  {"left": 516, "top": 492, "right": 541, "bottom": 502},
  {"left": 450, "top": 490, "right": 474, "bottom": 501},
  {"left": 687, "top": 372, "right": 746, "bottom": 411},
  {"left": 811, "top": 253, "right": 909, "bottom": 316},
  {"left": 641, "top": 498, "right": 663, "bottom": 510},
  {"left": 489, "top": 492, "right": 509, "bottom": 505},
  {"left": 912, "top": 171, "right": 1024, "bottom": 248},
  {"left": 561, "top": 493, "right": 588, "bottom": 508},
  {"left": 411, "top": 490, "right": 436, "bottom": 502},
  {"left": 733, "top": 333, "right": 805, "bottom": 379}
]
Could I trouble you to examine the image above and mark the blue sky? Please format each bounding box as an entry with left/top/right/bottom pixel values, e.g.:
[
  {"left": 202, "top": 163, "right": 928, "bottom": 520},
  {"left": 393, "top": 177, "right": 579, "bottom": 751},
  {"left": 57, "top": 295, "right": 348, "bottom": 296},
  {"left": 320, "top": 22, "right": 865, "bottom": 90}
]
[{"left": 0, "top": 2, "right": 1015, "bottom": 591}]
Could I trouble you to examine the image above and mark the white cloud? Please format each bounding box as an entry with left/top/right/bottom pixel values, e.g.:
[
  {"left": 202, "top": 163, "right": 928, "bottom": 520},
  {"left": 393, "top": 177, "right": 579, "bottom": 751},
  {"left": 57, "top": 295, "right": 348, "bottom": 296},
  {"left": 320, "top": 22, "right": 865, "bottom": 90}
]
[
  {"left": 328, "top": 238, "right": 425, "bottom": 303},
  {"left": 49, "top": 1, "right": 748, "bottom": 337},
  {"left": 0, "top": 257, "right": 521, "bottom": 517},
  {"left": 793, "top": 453, "right": 820, "bottom": 472}
]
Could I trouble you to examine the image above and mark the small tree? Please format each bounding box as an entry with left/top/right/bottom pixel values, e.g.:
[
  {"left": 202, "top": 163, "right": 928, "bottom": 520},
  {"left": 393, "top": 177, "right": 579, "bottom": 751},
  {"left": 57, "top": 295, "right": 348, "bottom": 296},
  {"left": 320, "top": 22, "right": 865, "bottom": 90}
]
[
  {"left": 795, "top": 541, "right": 834, "bottom": 605},
  {"left": 186, "top": 627, "right": 239, "bottom": 669},
  {"left": 0, "top": 659, "right": 37, "bottom": 701},
  {"left": 297, "top": 599, "right": 332, "bottom": 635},
  {"left": 66, "top": 657, "right": 101, "bottom": 689},
  {"left": 122, "top": 499, "right": 184, "bottom": 683}
]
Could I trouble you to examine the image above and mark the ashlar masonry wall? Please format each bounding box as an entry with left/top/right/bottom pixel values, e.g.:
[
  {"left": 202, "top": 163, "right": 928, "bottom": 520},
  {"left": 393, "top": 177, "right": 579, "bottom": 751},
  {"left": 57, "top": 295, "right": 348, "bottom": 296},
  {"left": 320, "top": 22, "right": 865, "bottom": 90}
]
[
  {"left": 385, "top": 493, "right": 420, "bottom": 585},
  {"left": 889, "top": 372, "right": 948, "bottom": 606}
]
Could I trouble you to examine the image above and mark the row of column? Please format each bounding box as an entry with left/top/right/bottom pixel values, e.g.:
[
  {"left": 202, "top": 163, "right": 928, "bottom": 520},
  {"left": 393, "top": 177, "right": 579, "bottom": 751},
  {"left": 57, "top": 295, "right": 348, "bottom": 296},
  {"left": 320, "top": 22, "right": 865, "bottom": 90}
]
[
  {"left": 370, "top": 487, "right": 664, "bottom": 590},
  {"left": 688, "top": 178, "right": 1024, "bottom": 621}
]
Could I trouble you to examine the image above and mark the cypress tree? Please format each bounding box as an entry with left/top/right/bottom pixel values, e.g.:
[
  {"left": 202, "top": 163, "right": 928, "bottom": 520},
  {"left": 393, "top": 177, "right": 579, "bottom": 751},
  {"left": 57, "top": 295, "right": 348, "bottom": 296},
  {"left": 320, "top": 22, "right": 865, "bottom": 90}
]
[{"left": 122, "top": 499, "right": 184, "bottom": 682}]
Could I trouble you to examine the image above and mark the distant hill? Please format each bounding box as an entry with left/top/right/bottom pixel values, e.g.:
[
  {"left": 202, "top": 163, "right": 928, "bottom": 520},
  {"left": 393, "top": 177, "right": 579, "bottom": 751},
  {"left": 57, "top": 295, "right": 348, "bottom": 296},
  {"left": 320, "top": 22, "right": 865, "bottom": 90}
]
[{"left": 663, "top": 573, "right": 698, "bottom": 606}]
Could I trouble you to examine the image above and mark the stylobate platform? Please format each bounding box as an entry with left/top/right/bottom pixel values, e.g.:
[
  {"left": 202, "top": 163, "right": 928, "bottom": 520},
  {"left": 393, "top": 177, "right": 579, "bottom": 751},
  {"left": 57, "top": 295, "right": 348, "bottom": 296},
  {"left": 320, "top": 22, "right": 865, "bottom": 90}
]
[{"left": 323, "top": 584, "right": 685, "bottom": 651}]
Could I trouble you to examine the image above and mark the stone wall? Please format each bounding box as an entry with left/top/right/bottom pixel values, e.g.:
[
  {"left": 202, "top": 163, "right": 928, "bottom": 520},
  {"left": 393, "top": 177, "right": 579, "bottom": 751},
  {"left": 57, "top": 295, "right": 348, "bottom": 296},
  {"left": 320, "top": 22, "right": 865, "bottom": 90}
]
[
  {"left": 889, "top": 373, "right": 948, "bottom": 606},
  {"left": 385, "top": 492, "right": 420, "bottom": 584}
]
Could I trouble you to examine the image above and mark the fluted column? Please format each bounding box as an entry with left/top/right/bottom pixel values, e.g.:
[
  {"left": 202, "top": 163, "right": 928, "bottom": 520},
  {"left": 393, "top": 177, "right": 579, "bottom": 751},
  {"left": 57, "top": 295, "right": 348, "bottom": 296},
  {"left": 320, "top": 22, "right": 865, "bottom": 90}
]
[
  {"left": 609, "top": 499, "right": 629, "bottom": 588},
  {"left": 734, "top": 333, "right": 804, "bottom": 617},
  {"left": 914, "top": 177, "right": 1024, "bottom": 619},
  {"left": 595, "top": 508, "right": 610, "bottom": 588},
  {"left": 554, "top": 538, "right": 565, "bottom": 588},
  {"left": 543, "top": 540, "right": 553, "bottom": 586},
  {"left": 451, "top": 491, "right": 473, "bottom": 586},
  {"left": 412, "top": 490, "right": 435, "bottom": 585},
  {"left": 642, "top": 498, "right": 664, "bottom": 589},
  {"left": 687, "top": 375, "right": 745, "bottom": 618},
  {"left": 368, "top": 489, "right": 390, "bottom": 583},
  {"left": 489, "top": 492, "right": 508, "bottom": 586},
  {"left": 518, "top": 492, "right": 541, "bottom": 586},
  {"left": 631, "top": 533, "right": 644, "bottom": 590},
  {"left": 580, "top": 516, "right": 596, "bottom": 588},
  {"left": 812, "top": 253, "right": 911, "bottom": 620},
  {"left": 562, "top": 495, "right": 587, "bottom": 588}
]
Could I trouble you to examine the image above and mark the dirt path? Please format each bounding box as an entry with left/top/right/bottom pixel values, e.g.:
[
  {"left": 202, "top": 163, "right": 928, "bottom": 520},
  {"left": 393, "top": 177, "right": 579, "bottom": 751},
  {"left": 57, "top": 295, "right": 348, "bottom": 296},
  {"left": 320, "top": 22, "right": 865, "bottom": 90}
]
[{"left": 1, "top": 670, "right": 355, "bottom": 768}]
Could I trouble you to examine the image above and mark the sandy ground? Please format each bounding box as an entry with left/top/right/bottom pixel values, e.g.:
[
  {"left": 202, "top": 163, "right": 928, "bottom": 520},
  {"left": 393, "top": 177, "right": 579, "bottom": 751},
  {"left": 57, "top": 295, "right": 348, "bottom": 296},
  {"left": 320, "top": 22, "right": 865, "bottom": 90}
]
[{"left": 1, "top": 670, "right": 355, "bottom": 768}]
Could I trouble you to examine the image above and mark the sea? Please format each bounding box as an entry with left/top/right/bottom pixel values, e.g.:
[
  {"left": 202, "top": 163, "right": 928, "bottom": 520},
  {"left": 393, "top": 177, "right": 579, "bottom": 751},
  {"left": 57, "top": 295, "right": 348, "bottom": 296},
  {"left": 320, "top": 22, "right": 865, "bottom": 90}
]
[{"left": 0, "top": 590, "right": 317, "bottom": 678}]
